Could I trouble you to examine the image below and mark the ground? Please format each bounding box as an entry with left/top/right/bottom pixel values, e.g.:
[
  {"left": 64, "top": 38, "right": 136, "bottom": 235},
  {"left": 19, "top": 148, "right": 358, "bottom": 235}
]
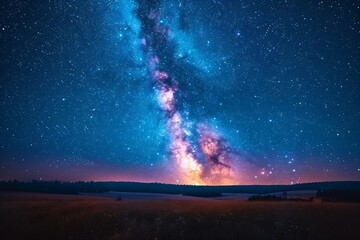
[{"left": 1, "top": 192, "right": 359, "bottom": 240}]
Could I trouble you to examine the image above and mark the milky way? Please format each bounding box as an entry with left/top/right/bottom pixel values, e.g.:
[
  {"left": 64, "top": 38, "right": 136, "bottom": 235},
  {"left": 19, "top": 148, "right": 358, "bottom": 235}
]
[{"left": 136, "top": 1, "right": 244, "bottom": 184}]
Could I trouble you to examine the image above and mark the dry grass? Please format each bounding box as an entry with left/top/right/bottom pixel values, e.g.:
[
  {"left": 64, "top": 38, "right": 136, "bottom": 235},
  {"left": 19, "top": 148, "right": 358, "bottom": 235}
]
[{"left": 1, "top": 192, "right": 359, "bottom": 240}]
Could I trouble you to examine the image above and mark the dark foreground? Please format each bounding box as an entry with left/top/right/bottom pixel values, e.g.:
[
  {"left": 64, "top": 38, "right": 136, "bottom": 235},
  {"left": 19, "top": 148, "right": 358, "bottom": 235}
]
[{"left": 1, "top": 192, "right": 359, "bottom": 240}]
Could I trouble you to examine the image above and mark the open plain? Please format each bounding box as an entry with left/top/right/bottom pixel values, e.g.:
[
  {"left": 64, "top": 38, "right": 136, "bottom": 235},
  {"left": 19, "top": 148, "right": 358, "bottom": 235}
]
[{"left": 1, "top": 192, "right": 359, "bottom": 240}]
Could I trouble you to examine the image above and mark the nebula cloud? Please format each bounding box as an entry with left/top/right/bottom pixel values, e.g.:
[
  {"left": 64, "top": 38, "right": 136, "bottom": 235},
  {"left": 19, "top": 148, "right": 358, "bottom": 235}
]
[{"left": 134, "top": 0, "right": 246, "bottom": 185}]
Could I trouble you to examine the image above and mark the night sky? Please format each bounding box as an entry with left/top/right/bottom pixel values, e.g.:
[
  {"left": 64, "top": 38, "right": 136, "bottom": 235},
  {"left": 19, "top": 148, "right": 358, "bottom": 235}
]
[{"left": 1, "top": 0, "right": 359, "bottom": 184}]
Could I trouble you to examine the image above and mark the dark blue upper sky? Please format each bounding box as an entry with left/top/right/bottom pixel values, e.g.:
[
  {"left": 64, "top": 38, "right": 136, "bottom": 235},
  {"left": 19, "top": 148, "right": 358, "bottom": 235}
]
[{"left": 0, "top": 0, "right": 359, "bottom": 184}]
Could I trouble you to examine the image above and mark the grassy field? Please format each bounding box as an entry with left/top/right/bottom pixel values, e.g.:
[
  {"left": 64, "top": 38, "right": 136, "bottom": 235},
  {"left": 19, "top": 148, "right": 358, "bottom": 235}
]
[{"left": 1, "top": 192, "right": 359, "bottom": 240}]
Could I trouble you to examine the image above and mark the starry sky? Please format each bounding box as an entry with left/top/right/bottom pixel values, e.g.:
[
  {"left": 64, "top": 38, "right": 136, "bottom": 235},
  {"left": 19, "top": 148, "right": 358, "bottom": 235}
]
[{"left": 0, "top": 0, "right": 359, "bottom": 185}]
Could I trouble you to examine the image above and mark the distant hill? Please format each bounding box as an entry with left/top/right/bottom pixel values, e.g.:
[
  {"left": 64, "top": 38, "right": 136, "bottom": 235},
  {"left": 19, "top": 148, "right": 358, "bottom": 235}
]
[{"left": 1, "top": 180, "right": 359, "bottom": 198}]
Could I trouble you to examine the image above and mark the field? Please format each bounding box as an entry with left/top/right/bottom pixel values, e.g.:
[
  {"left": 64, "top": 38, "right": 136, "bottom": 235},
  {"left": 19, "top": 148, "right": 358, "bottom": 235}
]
[{"left": 1, "top": 192, "right": 359, "bottom": 240}]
